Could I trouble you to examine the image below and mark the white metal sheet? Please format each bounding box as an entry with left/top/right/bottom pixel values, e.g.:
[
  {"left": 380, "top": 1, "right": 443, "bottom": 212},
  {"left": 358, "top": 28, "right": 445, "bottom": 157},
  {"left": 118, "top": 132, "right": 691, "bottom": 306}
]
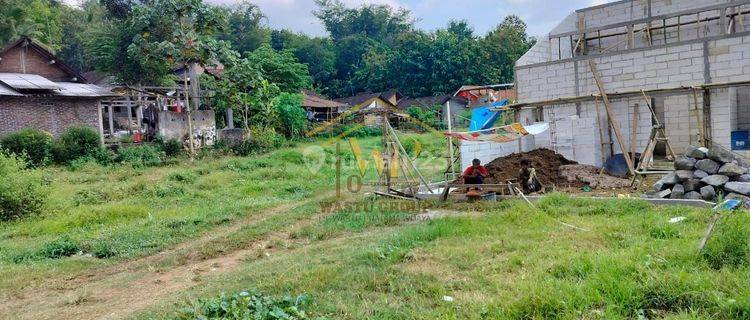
[
  {"left": 0, "top": 82, "right": 22, "bottom": 96},
  {"left": 55, "top": 82, "right": 114, "bottom": 97},
  {"left": 0, "top": 73, "right": 60, "bottom": 90}
]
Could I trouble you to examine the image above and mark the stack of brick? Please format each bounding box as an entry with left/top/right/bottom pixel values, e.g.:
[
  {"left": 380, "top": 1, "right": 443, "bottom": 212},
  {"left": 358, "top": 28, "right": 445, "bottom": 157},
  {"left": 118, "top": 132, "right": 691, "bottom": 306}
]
[{"left": 649, "top": 146, "right": 750, "bottom": 203}]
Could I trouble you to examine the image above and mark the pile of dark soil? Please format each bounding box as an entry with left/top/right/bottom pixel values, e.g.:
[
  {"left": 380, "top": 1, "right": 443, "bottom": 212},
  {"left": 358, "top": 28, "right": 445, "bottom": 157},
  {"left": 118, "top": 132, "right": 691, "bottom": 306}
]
[{"left": 483, "top": 149, "right": 581, "bottom": 187}]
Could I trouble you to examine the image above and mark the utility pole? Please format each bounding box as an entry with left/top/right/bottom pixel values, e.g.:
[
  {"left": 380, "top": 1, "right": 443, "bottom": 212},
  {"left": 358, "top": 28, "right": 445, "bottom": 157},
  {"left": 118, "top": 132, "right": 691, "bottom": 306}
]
[{"left": 184, "top": 68, "right": 196, "bottom": 160}]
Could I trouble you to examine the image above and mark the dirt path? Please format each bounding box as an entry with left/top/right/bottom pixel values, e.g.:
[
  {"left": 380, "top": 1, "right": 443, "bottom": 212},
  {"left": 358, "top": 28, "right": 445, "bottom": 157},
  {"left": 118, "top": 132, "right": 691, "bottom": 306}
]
[{"left": 0, "top": 191, "right": 341, "bottom": 320}]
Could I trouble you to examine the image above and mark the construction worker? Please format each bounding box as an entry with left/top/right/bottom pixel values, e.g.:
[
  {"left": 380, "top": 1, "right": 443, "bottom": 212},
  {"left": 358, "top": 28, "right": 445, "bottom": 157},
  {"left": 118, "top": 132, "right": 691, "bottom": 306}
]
[
  {"left": 519, "top": 159, "right": 542, "bottom": 194},
  {"left": 464, "top": 158, "right": 489, "bottom": 186}
]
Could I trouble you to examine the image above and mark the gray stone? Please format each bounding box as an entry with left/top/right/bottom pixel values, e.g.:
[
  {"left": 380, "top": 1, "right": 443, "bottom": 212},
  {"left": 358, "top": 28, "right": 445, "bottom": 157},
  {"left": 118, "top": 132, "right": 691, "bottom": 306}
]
[
  {"left": 708, "top": 146, "right": 734, "bottom": 163},
  {"left": 657, "top": 189, "right": 672, "bottom": 199},
  {"left": 719, "top": 163, "right": 747, "bottom": 178},
  {"left": 685, "top": 146, "right": 708, "bottom": 159},
  {"left": 701, "top": 175, "right": 730, "bottom": 187},
  {"left": 737, "top": 174, "right": 750, "bottom": 183},
  {"left": 700, "top": 185, "right": 716, "bottom": 201},
  {"left": 675, "top": 170, "right": 694, "bottom": 181},
  {"left": 725, "top": 182, "right": 750, "bottom": 196},
  {"left": 695, "top": 159, "right": 720, "bottom": 174},
  {"left": 683, "top": 179, "right": 703, "bottom": 192},
  {"left": 685, "top": 191, "right": 702, "bottom": 200},
  {"left": 671, "top": 184, "right": 685, "bottom": 199},
  {"left": 726, "top": 192, "right": 750, "bottom": 204},
  {"left": 661, "top": 172, "right": 680, "bottom": 185},
  {"left": 674, "top": 156, "right": 696, "bottom": 170},
  {"left": 693, "top": 170, "right": 709, "bottom": 179}
]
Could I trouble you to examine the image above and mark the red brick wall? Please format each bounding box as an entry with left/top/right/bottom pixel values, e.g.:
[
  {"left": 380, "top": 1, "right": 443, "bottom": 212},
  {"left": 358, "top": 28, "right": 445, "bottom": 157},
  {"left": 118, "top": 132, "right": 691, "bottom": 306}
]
[
  {"left": 0, "top": 97, "right": 100, "bottom": 137},
  {"left": 0, "top": 46, "right": 73, "bottom": 81}
]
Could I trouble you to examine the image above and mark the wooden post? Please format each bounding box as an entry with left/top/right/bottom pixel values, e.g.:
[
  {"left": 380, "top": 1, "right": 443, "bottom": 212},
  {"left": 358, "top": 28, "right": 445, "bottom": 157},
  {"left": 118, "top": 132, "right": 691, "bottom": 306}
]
[
  {"left": 631, "top": 103, "right": 639, "bottom": 157},
  {"left": 126, "top": 91, "right": 134, "bottom": 134},
  {"left": 97, "top": 101, "right": 105, "bottom": 146},
  {"left": 589, "top": 60, "right": 635, "bottom": 175},
  {"left": 107, "top": 102, "right": 114, "bottom": 139},
  {"left": 136, "top": 85, "right": 144, "bottom": 135},
  {"left": 184, "top": 69, "right": 196, "bottom": 159},
  {"left": 446, "top": 100, "right": 456, "bottom": 178}
]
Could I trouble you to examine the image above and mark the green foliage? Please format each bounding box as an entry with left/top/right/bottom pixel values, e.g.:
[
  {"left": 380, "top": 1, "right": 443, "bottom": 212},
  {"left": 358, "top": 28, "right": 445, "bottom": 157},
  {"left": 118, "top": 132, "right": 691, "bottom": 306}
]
[
  {"left": 219, "top": 2, "right": 271, "bottom": 54},
  {"left": 0, "top": 128, "right": 53, "bottom": 167},
  {"left": 115, "top": 145, "right": 165, "bottom": 168},
  {"left": 174, "top": 289, "right": 312, "bottom": 320},
  {"left": 0, "top": 0, "right": 63, "bottom": 50},
  {"left": 39, "top": 235, "right": 80, "bottom": 259},
  {"left": 154, "top": 136, "right": 184, "bottom": 157},
  {"left": 168, "top": 171, "right": 197, "bottom": 184},
  {"left": 0, "top": 153, "right": 47, "bottom": 221},
  {"left": 274, "top": 92, "right": 307, "bottom": 138},
  {"left": 52, "top": 126, "right": 101, "bottom": 164},
  {"left": 246, "top": 45, "right": 312, "bottom": 93},
  {"left": 232, "top": 127, "right": 284, "bottom": 156},
  {"left": 405, "top": 105, "right": 443, "bottom": 131},
  {"left": 702, "top": 213, "right": 750, "bottom": 269}
]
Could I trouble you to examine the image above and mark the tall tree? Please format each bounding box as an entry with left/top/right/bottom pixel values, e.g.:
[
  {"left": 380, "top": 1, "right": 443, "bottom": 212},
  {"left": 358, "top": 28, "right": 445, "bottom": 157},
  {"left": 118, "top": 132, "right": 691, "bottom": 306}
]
[
  {"left": 481, "top": 15, "right": 536, "bottom": 84},
  {"left": 245, "top": 44, "right": 312, "bottom": 93},
  {"left": 219, "top": 2, "right": 271, "bottom": 55},
  {"left": 0, "top": 0, "right": 63, "bottom": 49},
  {"left": 270, "top": 30, "right": 336, "bottom": 94}
]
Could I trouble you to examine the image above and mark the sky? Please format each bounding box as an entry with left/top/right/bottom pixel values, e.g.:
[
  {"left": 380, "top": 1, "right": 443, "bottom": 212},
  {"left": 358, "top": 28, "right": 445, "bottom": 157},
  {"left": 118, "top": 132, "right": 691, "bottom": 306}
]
[{"left": 64, "top": 0, "right": 612, "bottom": 37}]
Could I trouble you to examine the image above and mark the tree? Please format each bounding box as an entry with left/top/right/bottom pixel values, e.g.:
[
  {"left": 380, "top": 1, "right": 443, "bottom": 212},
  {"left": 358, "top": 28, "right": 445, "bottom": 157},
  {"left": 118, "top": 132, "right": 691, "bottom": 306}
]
[
  {"left": 219, "top": 2, "right": 271, "bottom": 55},
  {"left": 273, "top": 92, "right": 306, "bottom": 138},
  {"left": 0, "top": 0, "right": 63, "bottom": 50},
  {"left": 271, "top": 30, "right": 337, "bottom": 94},
  {"left": 481, "top": 15, "right": 536, "bottom": 84},
  {"left": 245, "top": 44, "right": 312, "bottom": 93}
]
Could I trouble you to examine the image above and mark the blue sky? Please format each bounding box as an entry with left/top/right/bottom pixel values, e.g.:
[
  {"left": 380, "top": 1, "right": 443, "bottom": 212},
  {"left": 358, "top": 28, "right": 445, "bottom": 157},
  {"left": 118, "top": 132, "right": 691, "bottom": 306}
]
[{"left": 207, "top": 0, "right": 612, "bottom": 37}]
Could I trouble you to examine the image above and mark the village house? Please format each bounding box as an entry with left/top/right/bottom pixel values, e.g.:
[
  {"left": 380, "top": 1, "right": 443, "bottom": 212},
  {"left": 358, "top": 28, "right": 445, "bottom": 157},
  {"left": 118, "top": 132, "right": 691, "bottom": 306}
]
[
  {"left": 0, "top": 36, "right": 114, "bottom": 141},
  {"left": 335, "top": 91, "right": 404, "bottom": 126},
  {"left": 301, "top": 89, "right": 350, "bottom": 122},
  {"left": 396, "top": 94, "right": 469, "bottom": 128}
]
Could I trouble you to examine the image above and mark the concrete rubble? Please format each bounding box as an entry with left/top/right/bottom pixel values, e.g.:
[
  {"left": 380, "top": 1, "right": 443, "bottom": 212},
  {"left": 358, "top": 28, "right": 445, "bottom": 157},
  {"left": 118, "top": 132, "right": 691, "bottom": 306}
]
[{"left": 649, "top": 146, "right": 750, "bottom": 203}]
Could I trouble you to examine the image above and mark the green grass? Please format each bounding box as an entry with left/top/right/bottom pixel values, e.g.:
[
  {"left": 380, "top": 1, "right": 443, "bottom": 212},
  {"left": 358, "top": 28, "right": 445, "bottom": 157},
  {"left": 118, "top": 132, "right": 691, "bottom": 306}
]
[
  {"left": 140, "top": 195, "right": 750, "bottom": 320},
  {"left": 0, "top": 131, "right": 449, "bottom": 296}
]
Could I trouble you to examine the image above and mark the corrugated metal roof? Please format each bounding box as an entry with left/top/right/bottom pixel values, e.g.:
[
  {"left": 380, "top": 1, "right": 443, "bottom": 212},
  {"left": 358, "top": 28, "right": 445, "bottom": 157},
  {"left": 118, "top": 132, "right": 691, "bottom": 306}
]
[
  {"left": 0, "top": 82, "right": 22, "bottom": 96},
  {"left": 0, "top": 73, "right": 61, "bottom": 90},
  {"left": 55, "top": 82, "right": 114, "bottom": 97}
]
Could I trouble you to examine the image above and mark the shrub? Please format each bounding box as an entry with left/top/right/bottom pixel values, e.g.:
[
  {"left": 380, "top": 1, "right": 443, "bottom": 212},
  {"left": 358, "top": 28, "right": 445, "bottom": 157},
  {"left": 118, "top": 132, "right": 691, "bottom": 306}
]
[
  {"left": 115, "top": 145, "right": 164, "bottom": 168},
  {"left": 233, "top": 127, "right": 284, "bottom": 156},
  {"left": 154, "top": 136, "right": 184, "bottom": 157},
  {"left": 0, "top": 153, "right": 47, "bottom": 220},
  {"left": 274, "top": 92, "right": 307, "bottom": 138},
  {"left": 702, "top": 213, "right": 750, "bottom": 269},
  {"left": 0, "top": 128, "right": 52, "bottom": 167},
  {"left": 39, "top": 235, "right": 80, "bottom": 259},
  {"left": 52, "top": 126, "right": 101, "bottom": 163},
  {"left": 174, "top": 289, "right": 312, "bottom": 320}
]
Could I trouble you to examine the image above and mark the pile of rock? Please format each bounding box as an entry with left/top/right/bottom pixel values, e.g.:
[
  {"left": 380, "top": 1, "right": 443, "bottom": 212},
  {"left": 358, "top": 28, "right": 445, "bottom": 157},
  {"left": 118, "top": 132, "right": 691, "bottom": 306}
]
[{"left": 650, "top": 145, "right": 750, "bottom": 202}]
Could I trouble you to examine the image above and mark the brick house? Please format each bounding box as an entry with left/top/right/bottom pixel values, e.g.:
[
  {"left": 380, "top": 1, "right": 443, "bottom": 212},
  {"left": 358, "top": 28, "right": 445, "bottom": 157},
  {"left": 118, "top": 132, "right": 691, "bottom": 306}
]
[{"left": 0, "top": 36, "right": 113, "bottom": 140}]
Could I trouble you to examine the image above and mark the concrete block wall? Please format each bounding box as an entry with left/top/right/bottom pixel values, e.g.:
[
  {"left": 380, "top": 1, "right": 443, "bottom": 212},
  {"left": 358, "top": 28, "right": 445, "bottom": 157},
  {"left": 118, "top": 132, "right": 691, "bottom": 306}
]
[
  {"left": 459, "top": 136, "right": 534, "bottom": 171},
  {"left": 736, "top": 86, "right": 750, "bottom": 130},
  {"left": 519, "top": 0, "right": 733, "bottom": 67}
]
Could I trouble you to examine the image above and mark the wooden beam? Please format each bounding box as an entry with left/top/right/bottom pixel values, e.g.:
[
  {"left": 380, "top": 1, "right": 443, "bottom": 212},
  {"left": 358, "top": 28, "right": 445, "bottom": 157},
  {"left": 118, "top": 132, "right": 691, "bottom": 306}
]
[
  {"left": 588, "top": 60, "right": 635, "bottom": 175},
  {"left": 631, "top": 103, "right": 639, "bottom": 157}
]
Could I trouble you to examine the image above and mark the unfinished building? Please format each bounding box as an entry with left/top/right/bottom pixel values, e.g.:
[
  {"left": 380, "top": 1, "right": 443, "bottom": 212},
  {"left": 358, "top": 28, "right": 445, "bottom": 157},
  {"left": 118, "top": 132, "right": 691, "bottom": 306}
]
[{"left": 504, "top": 0, "right": 750, "bottom": 168}]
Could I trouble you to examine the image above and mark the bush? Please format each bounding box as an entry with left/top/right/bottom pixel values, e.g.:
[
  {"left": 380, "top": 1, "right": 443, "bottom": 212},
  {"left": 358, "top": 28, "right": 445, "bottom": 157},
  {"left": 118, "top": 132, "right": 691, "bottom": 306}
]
[
  {"left": 39, "top": 235, "right": 80, "bottom": 259},
  {"left": 274, "top": 92, "right": 307, "bottom": 138},
  {"left": 154, "top": 136, "right": 184, "bottom": 157},
  {"left": 52, "top": 126, "right": 101, "bottom": 163},
  {"left": 0, "top": 153, "right": 47, "bottom": 220},
  {"left": 233, "top": 127, "right": 284, "bottom": 156},
  {"left": 174, "top": 289, "right": 312, "bottom": 320},
  {"left": 0, "top": 128, "right": 53, "bottom": 167},
  {"left": 115, "top": 145, "right": 165, "bottom": 168}
]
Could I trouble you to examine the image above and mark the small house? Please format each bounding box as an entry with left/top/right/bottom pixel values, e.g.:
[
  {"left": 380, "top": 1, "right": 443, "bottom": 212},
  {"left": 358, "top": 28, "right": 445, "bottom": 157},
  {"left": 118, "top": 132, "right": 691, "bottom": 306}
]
[
  {"left": 0, "top": 37, "right": 114, "bottom": 140},
  {"left": 301, "top": 90, "right": 349, "bottom": 122},
  {"left": 335, "top": 91, "right": 404, "bottom": 127}
]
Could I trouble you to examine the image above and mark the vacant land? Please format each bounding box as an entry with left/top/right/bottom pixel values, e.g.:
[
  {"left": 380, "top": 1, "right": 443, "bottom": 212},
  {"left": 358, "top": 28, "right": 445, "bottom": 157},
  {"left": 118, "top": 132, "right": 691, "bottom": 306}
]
[{"left": 2, "top": 133, "right": 750, "bottom": 319}]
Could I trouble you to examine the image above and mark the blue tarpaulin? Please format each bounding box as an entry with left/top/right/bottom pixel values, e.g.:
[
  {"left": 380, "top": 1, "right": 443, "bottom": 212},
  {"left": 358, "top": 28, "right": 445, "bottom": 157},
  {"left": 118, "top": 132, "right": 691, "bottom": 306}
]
[{"left": 469, "top": 99, "right": 509, "bottom": 132}]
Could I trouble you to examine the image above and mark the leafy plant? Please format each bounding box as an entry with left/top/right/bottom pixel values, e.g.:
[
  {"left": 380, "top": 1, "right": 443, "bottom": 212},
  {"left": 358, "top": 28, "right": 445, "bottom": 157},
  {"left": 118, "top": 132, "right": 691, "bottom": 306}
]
[
  {"left": 115, "top": 145, "right": 165, "bottom": 168},
  {"left": 154, "top": 136, "right": 184, "bottom": 157},
  {"left": 39, "top": 235, "right": 80, "bottom": 259},
  {"left": 0, "top": 153, "right": 47, "bottom": 220},
  {"left": 0, "top": 128, "right": 53, "bottom": 167},
  {"left": 233, "top": 127, "right": 284, "bottom": 156},
  {"left": 52, "top": 126, "right": 101, "bottom": 164},
  {"left": 174, "top": 289, "right": 312, "bottom": 320}
]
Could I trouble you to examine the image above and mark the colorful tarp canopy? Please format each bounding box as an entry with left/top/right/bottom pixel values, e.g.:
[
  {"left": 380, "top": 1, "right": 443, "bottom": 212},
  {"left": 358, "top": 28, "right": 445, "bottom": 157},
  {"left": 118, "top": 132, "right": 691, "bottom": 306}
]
[
  {"left": 444, "top": 123, "right": 549, "bottom": 143},
  {"left": 468, "top": 99, "right": 509, "bottom": 131}
]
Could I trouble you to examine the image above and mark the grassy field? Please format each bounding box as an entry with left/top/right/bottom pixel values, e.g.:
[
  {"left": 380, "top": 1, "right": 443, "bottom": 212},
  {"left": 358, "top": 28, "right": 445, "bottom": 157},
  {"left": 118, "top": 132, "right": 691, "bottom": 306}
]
[{"left": 2, "top": 131, "right": 750, "bottom": 319}]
